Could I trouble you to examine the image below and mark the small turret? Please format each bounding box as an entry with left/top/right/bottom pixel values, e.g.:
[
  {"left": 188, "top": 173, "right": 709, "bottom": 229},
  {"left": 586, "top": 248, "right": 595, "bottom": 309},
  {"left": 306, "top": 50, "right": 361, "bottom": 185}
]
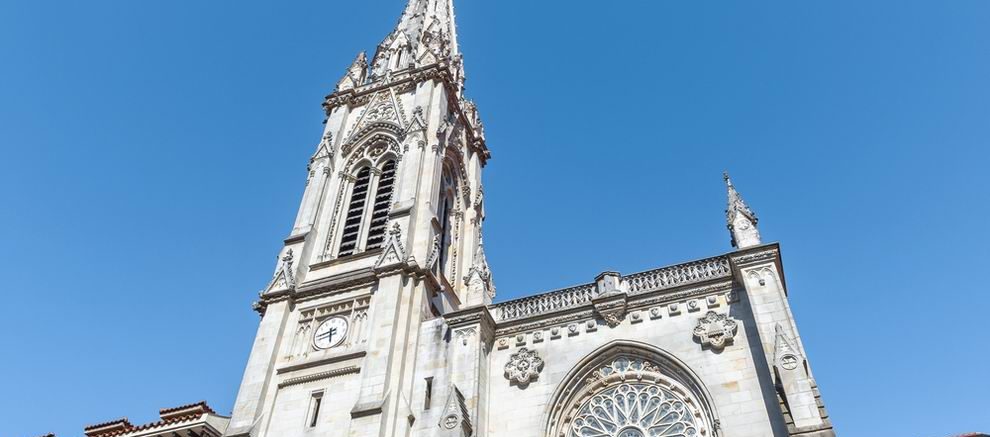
[
  {"left": 336, "top": 52, "right": 368, "bottom": 91},
  {"left": 724, "top": 172, "right": 762, "bottom": 249}
]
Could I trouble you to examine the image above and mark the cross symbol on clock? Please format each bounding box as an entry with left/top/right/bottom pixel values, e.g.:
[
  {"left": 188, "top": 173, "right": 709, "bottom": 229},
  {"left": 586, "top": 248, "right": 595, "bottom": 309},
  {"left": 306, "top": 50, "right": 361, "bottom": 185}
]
[{"left": 313, "top": 316, "right": 349, "bottom": 350}]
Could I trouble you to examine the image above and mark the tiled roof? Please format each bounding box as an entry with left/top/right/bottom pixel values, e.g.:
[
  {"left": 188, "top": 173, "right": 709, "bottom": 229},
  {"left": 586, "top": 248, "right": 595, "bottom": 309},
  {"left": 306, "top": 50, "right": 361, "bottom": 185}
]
[
  {"left": 83, "top": 402, "right": 218, "bottom": 437},
  {"left": 158, "top": 401, "right": 215, "bottom": 421},
  {"left": 83, "top": 419, "right": 133, "bottom": 437}
]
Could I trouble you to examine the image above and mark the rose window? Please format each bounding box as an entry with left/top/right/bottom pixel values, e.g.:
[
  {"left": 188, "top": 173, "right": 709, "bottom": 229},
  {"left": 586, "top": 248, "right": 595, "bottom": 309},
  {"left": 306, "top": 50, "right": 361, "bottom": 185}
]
[{"left": 569, "top": 383, "right": 701, "bottom": 437}]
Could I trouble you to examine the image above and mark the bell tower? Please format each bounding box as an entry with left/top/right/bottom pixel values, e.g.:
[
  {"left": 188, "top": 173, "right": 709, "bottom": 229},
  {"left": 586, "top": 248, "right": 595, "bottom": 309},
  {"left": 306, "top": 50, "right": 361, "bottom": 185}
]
[{"left": 225, "top": 1, "right": 493, "bottom": 436}]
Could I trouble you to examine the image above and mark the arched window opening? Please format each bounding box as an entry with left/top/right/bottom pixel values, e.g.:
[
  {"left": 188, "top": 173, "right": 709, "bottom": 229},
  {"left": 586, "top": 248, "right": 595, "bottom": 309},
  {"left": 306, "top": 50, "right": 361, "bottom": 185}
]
[
  {"left": 546, "top": 343, "right": 718, "bottom": 437},
  {"left": 338, "top": 167, "right": 372, "bottom": 257},
  {"left": 365, "top": 160, "right": 397, "bottom": 250},
  {"left": 435, "top": 165, "right": 457, "bottom": 278}
]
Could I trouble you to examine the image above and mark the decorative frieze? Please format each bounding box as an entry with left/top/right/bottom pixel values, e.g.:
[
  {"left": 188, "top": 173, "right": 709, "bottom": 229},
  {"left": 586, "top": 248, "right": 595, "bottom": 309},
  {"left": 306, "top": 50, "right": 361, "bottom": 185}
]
[
  {"left": 298, "top": 296, "right": 371, "bottom": 322},
  {"left": 687, "top": 299, "right": 700, "bottom": 312},
  {"left": 649, "top": 307, "right": 662, "bottom": 319}
]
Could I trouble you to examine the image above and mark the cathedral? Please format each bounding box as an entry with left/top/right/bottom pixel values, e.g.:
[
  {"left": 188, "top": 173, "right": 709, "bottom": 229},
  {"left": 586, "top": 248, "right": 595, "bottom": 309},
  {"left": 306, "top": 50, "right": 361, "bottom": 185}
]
[{"left": 81, "top": 1, "right": 834, "bottom": 437}]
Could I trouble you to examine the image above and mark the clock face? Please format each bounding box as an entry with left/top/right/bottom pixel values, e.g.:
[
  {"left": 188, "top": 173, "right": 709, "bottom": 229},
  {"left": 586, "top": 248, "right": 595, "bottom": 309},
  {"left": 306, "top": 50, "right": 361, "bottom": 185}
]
[{"left": 313, "top": 316, "right": 349, "bottom": 350}]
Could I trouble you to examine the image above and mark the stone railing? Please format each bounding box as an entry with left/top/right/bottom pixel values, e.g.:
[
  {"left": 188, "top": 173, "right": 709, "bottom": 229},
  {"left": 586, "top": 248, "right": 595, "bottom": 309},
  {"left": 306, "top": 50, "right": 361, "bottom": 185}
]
[
  {"left": 625, "top": 256, "right": 731, "bottom": 295},
  {"left": 492, "top": 256, "right": 732, "bottom": 322},
  {"left": 494, "top": 283, "right": 597, "bottom": 321}
]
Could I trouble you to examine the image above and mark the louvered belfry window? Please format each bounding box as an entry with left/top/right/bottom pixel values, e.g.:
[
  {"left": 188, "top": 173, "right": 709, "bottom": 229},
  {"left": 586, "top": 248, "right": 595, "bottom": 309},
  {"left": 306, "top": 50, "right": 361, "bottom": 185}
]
[
  {"left": 365, "top": 160, "right": 396, "bottom": 250},
  {"left": 338, "top": 167, "right": 372, "bottom": 257}
]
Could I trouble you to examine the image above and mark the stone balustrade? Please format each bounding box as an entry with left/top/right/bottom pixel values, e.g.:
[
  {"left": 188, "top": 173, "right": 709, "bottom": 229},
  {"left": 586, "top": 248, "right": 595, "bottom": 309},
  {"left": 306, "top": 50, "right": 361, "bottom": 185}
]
[{"left": 492, "top": 256, "right": 732, "bottom": 322}]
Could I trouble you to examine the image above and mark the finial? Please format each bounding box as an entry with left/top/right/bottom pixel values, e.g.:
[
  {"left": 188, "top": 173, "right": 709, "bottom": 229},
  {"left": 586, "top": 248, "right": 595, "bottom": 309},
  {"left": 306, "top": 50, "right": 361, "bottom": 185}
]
[{"left": 724, "top": 172, "right": 761, "bottom": 249}]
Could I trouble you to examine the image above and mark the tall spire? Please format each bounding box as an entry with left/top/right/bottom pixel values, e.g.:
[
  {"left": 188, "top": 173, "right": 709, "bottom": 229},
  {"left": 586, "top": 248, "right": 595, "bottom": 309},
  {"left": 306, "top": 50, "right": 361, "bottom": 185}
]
[
  {"left": 369, "top": 0, "right": 461, "bottom": 80},
  {"left": 724, "top": 172, "right": 762, "bottom": 249}
]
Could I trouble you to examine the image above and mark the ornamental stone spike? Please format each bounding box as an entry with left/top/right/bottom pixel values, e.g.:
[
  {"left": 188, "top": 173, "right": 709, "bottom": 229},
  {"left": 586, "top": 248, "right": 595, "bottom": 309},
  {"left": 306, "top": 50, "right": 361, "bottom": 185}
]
[
  {"left": 724, "top": 171, "right": 762, "bottom": 249},
  {"left": 336, "top": 52, "right": 368, "bottom": 91},
  {"left": 370, "top": 0, "right": 462, "bottom": 80}
]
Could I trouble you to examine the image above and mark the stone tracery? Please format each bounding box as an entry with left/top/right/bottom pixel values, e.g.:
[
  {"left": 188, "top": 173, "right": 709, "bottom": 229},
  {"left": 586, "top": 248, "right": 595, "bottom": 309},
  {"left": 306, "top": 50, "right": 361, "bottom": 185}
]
[
  {"left": 569, "top": 383, "right": 701, "bottom": 437},
  {"left": 548, "top": 346, "right": 718, "bottom": 437}
]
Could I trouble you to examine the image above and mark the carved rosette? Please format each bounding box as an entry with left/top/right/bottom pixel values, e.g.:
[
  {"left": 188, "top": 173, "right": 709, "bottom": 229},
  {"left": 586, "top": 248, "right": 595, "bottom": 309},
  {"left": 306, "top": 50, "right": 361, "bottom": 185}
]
[
  {"left": 692, "top": 311, "right": 739, "bottom": 350},
  {"left": 774, "top": 324, "right": 804, "bottom": 372},
  {"left": 504, "top": 348, "right": 544, "bottom": 387}
]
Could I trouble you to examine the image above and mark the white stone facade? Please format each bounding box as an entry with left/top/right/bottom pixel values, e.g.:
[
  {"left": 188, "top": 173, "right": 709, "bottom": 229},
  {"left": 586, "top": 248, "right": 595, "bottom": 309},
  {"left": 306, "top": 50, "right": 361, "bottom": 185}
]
[{"left": 217, "top": 1, "right": 835, "bottom": 437}]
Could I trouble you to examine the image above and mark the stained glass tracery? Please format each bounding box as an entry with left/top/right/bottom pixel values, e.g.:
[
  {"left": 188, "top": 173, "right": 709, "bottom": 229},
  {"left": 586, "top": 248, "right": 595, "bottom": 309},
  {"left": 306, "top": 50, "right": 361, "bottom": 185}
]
[{"left": 568, "top": 383, "right": 700, "bottom": 437}]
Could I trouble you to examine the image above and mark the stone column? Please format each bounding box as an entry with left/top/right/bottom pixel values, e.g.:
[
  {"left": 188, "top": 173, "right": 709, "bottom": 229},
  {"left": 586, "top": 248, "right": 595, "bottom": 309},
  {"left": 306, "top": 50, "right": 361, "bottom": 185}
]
[
  {"left": 730, "top": 245, "right": 833, "bottom": 437},
  {"left": 348, "top": 258, "right": 428, "bottom": 437},
  {"left": 226, "top": 300, "right": 292, "bottom": 436},
  {"left": 439, "top": 306, "right": 495, "bottom": 437}
]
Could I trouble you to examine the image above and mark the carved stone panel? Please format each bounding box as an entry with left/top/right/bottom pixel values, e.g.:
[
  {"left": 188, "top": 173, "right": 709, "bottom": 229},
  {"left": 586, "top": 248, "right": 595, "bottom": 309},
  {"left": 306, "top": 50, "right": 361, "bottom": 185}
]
[
  {"left": 504, "top": 348, "right": 544, "bottom": 387},
  {"left": 692, "top": 311, "right": 739, "bottom": 350}
]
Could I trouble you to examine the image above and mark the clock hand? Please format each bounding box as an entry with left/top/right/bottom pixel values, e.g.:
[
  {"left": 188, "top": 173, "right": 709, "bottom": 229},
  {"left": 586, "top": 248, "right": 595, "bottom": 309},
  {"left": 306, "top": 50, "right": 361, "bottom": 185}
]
[{"left": 316, "top": 327, "right": 338, "bottom": 341}]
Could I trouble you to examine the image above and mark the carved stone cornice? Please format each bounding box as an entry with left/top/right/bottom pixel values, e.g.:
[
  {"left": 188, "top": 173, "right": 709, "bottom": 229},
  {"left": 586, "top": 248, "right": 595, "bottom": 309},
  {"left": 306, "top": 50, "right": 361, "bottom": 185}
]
[
  {"left": 278, "top": 365, "right": 360, "bottom": 389},
  {"left": 283, "top": 232, "right": 308, "bottom": 245},
  {"left": 310, "top": 249, "right": 382, "bottom": 272},
  {"left": 444, "top": 305, "right": 495, "bottom": 331},
  {"left": 276, "top": 351, "right": 367, "bottom": 375},
  {"left": 444, "top": 305, "right": 496, "bottom": 351},
  {"left": 293, "top": 266, "right": 378, "bottom": 300},
  {"left": 323, "top": 64, "right": 445, "bottom": 115},
  {"left": 728, "top": 243, "right": 788, "bottom": 290},
  {"left": 627, "top": 280, "right": 734, "bottom": 310},
  {"left": 728, "top": 243, "right": 781, "bottom": 268},
  {"left": 494, "top": 309, "right": 596, "bottom": 338}
]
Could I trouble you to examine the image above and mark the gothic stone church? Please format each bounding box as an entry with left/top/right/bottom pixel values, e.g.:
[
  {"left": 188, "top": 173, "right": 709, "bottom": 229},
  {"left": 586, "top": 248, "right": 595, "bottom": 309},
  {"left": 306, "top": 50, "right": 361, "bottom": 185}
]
[{"left": 81, "top": 1, "right": 834, "bottom": 437}]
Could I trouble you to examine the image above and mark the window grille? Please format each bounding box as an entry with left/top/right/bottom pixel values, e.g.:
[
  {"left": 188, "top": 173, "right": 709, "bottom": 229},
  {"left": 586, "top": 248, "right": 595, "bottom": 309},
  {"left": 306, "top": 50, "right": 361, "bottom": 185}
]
[
  {"left": 365, "top": 160, "right": 396, "bottom": 250},
  {"left": 338, "top": 167, "right": 372, "bottom": 257}
]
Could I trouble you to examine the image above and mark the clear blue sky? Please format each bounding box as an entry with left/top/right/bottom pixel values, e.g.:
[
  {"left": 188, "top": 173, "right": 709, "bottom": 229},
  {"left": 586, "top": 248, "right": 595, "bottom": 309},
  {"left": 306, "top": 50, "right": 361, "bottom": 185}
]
[{"left": 1, "top": 1, "right": 988, "bottom": 436}]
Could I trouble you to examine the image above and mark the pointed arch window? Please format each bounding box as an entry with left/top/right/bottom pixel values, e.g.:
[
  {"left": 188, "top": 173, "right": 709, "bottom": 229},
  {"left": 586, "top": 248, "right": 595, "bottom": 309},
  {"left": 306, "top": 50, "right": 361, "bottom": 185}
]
[
  {"left": 335, "top": 158, "right": 399, "bottom": 259},
  {"left": 365, "top": 160, "right": 397, "bottom": 250},
  {"left": 436, "top": 165, "right": 456, "bottom": 278},
  {"left": 547, "top": 347, "right": 720, "bottom": 437},
  {"left": 338, "top": 167, "right": 372, "bottom": 257}
]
